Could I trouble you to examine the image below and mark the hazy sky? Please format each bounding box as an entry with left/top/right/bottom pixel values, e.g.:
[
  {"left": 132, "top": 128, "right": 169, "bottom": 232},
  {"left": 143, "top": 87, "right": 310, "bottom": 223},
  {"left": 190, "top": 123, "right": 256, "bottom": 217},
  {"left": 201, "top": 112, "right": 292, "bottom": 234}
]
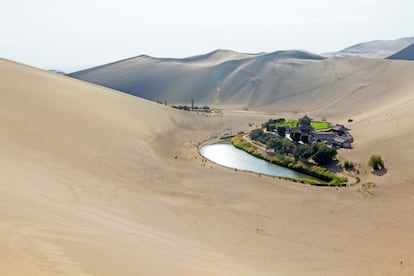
[{"left": 1, "top": 0, "right": 413, "bottom": 72}]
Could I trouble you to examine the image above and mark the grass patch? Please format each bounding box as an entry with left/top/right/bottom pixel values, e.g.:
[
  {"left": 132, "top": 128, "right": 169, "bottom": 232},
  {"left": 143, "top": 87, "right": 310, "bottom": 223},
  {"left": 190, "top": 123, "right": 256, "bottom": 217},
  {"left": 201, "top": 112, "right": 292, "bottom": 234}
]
[
  {"left": 274, "top": 120, "right": 298, "bottom": 128},
  {"left": 310, "top": 121, "right": 331, "bottom": 130},
  {"left": 357, "top": 182, "right": 376, "bottom": 196},
  {"left": 361, "top": 182, "right": 375, "bottom": 189},
  {"left": 270, "top": 120, "right": 330, "bottom": 130}
]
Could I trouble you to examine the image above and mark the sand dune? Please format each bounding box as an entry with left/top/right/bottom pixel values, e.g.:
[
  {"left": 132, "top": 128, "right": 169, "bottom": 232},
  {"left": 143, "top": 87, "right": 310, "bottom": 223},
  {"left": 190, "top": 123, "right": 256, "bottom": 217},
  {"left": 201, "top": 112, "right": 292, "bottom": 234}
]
[
  {"left": 2, "top": 57, "right": 414, "bottom": 275},
  {"left": 70, "top": 53, "right": 414, "bottom": 117},
  {"left": 387, "top": 43, "right": 414, "bottom": 60},
  {"left": 324, "top": 37, "right": 414, "bottom": 58},
  {"left": 177, "top": 49, "right": 259, "bottom": 65},
  {"left": 68, "top": 50, "right": 324, "bottom": 107}
]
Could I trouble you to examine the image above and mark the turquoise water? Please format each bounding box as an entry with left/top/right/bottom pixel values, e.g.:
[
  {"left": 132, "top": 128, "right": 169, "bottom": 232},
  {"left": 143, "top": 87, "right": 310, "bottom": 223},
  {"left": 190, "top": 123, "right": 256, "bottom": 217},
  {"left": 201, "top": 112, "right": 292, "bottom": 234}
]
[{"left": 200, "top": 141, "right": 315, "bottom": 179}]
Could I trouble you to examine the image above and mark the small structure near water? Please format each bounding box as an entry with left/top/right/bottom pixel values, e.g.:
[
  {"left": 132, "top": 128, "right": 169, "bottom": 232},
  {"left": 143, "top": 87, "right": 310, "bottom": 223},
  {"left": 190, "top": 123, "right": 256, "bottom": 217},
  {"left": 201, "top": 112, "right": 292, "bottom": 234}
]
[
  {"left": 289, "top": 115, "right": 353, "bottom": 148},
  {"left": 290, "top": 114, "right": 314, "bottom": 134}
]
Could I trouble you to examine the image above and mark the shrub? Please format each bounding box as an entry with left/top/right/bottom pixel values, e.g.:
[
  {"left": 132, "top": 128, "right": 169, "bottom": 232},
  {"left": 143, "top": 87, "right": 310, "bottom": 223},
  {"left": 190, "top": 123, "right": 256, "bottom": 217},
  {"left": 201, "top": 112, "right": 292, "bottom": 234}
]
[
  {"left": 368, "top": 155, "right": 385, "bottom": 171},
  {"left": 232, "top": 135, "right": 257, "bottom": 154},
  {"left": 250, "top": 128, "right": 264, "bottom": 141},
  {"left": 344, "top": 160, "right": 355, "bottom": 171}
]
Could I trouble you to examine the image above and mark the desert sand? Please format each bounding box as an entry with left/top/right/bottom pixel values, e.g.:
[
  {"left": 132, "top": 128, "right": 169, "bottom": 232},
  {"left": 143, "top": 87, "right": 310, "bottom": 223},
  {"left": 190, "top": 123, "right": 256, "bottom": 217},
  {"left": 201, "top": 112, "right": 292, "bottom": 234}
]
[{"left": 1, "top": 57, "right": 414, "bottom": 275}]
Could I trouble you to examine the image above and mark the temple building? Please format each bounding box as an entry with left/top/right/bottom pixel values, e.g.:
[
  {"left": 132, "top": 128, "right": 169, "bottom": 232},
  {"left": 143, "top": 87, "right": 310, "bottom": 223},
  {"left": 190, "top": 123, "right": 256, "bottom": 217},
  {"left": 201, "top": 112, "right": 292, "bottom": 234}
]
[
  {"left": 297, "top": 114, "right": 314, "bottom": 134},
  {"left": 288, "top": 115, "right": 353, "bottom": 148},
  {"left": 312, "top": 124, "right": 353, "bottom": 148},
  {"left": 291, "top": 114, "right": 315, "bottom": 134}
]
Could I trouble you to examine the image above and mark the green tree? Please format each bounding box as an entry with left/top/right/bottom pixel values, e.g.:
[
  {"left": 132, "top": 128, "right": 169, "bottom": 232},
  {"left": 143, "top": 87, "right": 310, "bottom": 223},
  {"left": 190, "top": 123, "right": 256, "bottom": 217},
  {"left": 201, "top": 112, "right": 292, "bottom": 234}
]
[
  {"left": 250, "top": 128, "right": 264, "bottom": 141},
  {"left": 312, "top": 144, "right": 337, "bottom": 165},
  {"left": 191, "top": 98, "right": 194, "bottom": 110},
  {"left": 300, "top": 134, "right": 309, "bottom": 144},
  {"left": 311, "top": 143, "right": 321, "bottom": 154},
  {"left": 266, "top": 136, "right": 295, "bottom": 155},
  {"left": 279, "top": 139, "right": 295, "bottom": 155},
  {"left": 277, "top": 127, "right": 286, "bottom": 137},
  {"left": 266, "top": 137, "right": 282, "bottom": 151},
  {"left": 290, "top": 132, "right": 301, "bottom": 142},
  {"left": 295, "top": 144, "right": 313, "bottom": 160},
  {"left": 368, "top": 155, "right": 385, "bottom": 170},
  {"left": 344, "top": 160, "right": 355, "bottom": 171}
]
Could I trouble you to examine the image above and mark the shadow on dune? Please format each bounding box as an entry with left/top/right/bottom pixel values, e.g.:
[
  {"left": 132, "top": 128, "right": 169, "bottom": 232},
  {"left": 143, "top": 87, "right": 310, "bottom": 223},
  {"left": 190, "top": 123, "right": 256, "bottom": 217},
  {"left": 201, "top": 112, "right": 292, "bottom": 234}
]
[
  {"left": 372, "top": 168, "right": 388, "bottom": 176},
  {"left": 326, "top": 160, "right": 344, "bottom": 173}
]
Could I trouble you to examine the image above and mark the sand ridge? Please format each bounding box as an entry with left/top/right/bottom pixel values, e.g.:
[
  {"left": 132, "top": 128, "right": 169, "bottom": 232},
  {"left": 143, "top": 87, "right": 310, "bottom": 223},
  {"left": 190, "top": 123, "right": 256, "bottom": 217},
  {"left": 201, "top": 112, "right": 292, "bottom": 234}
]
[
  {"left": 69, "top": 53, "right": 414, "bottom": 119},
  {"left": 326, "top": 37, "right": 414, "bottom": 58}
]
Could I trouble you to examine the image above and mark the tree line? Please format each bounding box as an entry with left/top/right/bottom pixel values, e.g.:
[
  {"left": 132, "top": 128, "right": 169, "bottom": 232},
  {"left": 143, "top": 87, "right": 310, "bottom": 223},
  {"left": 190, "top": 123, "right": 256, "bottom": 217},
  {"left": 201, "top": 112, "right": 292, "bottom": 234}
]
[{"left": 249, "top": 128, "right": 337, "bottom": 165}]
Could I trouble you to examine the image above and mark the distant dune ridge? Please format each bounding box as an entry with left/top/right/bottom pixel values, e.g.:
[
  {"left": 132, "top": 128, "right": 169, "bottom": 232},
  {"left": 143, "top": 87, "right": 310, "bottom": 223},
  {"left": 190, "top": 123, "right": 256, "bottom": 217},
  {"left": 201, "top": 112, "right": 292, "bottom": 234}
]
[
  {"left": 3, "top": 35, "right": 414, "bottom": 275},
  {"left": 69, "top": 49, "right": 325, "bottom": 108},
  {"left": 70, "top": 46, "right": 413, "bottom": 116},
  {"left": 386, "top": 42, "right": 414, "bottom": 60},
  {"left": 323, "top": 36, "right": 414, "bottom": 58},
  {"left": 173, "top": 49, "right": 259, "bottom": 65}
]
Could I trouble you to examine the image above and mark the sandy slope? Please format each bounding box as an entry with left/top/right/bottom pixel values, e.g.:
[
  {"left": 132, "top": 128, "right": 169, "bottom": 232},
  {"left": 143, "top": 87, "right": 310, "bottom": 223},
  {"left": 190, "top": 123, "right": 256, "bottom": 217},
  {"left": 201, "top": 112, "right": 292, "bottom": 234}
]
[
  {"left": 387, "top": 43, "right": 414, "bottom": 60},
  {"left": 1, "top": 58, "right": 414, "bottom": 275}
]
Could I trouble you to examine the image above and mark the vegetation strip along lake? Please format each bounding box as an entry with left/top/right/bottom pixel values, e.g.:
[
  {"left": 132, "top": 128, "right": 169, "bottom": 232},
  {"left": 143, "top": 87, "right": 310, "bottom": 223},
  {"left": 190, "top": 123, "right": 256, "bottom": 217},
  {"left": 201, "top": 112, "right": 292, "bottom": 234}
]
[{"left": 230, "top": 134, "right": 347, "bottom": 186}]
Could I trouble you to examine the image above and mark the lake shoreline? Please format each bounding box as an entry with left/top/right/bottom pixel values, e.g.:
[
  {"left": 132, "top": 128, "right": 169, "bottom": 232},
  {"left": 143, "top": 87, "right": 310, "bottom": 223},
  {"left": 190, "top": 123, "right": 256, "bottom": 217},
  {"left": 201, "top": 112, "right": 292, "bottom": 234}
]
[
  {"left": 230, "top": 134, "right": 347, "bottom": 186},
  {"left": 199, "top": 137, "right": 344, "bottom": 186}
]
